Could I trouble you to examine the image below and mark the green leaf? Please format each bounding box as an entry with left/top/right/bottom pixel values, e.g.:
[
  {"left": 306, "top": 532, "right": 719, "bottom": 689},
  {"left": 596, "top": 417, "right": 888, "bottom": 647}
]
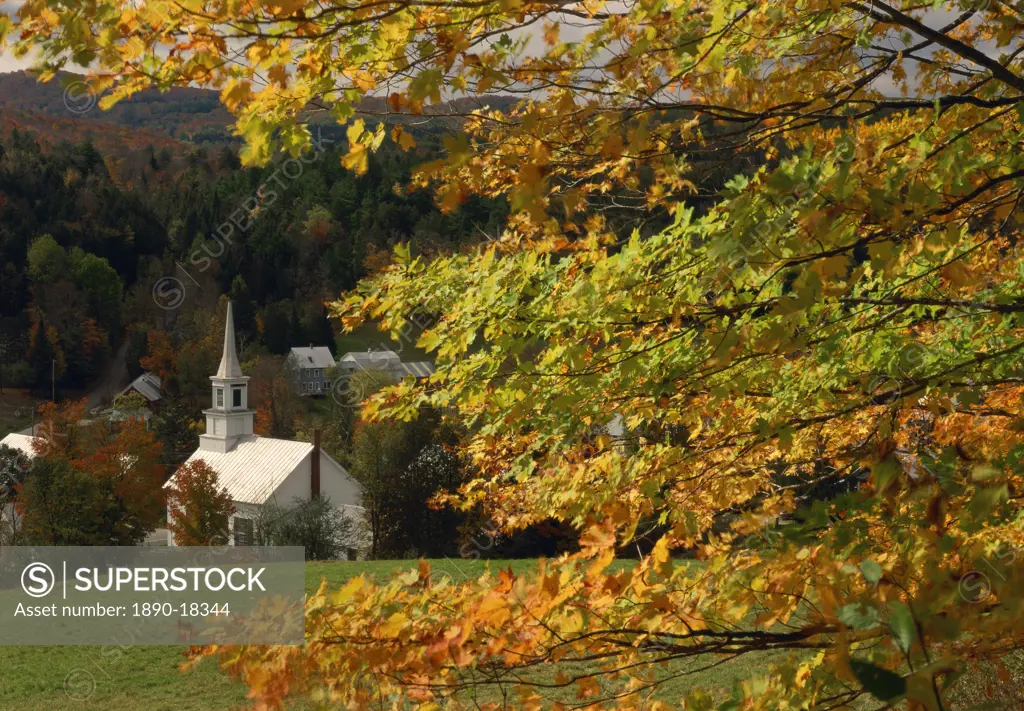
[
  {"left": 860, "top": 559, "right": 883, "bottom": 585},
  {"left": 850, "top": 660, "right": 906, "bottom": 702},
  {"left": 837, "top": 602, "right": 881, "bottom": 631},
  {"left": 872, "top": 455, "right": 901, "bottom": 493},
  {"left": 888, "top": 601, "right": 916, "bottom": 654},
  {"left": 969, "top": 484, "right": 1009, "bottom": 518},
  {"left": 970, "top": 464, "right": 1000, "bottom": 482}
]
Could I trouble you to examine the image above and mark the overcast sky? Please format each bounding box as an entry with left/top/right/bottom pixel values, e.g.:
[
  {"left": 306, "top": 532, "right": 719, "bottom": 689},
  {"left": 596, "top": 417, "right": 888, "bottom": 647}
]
[{"left": 0, "top": 0, "right": 32, "bottom": 73}]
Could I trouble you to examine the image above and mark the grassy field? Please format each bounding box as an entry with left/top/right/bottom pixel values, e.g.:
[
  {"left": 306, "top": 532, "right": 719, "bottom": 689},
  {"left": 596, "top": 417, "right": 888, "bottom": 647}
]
[
  {"left": 0, "top": 560, "right": 573, "bottom": 711},
  {"left": 334, "top": 321, "right": 431, "bottom": 363},
  {"left": 0, "top": 389, "right": 39, "bottom": 436},
  {"left": 0, "top": 559, "right": 779, "bottom": 711},
  {"left": 0, "top": 558, "right": 1014, "bottom": 710}
]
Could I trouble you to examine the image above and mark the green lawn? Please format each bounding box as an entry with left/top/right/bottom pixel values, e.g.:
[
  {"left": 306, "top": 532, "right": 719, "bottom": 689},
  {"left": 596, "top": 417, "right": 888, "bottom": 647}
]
[
  {"left": 0, "top": 559, "right": 554, "bottom": 711},
  {"left": 0, "top": 389, "right": 38, "bottom": 435},
  {"left": 334, "top": 321, "right": 431, "bottom": 363},
  {"left": 0, "top": 558, "right": 1012, "bottom": 710}
]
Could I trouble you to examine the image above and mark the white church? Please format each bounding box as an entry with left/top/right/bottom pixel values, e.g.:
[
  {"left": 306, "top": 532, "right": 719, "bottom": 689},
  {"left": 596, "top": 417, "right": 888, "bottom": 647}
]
[{"left": 165, "top": 302, "right": 364, "bottom": 549}]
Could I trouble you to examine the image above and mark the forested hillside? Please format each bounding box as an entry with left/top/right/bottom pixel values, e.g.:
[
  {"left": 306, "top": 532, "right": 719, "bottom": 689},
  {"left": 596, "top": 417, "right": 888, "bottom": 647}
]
[
  {"left": 0, "top": 124, "right": 507, "bottom": 397},
  {"left": 0, "top": 70, "right": 519, "bottom": 145},
  {"left": 0, "top": 70, "right": 243, "bottom": 143}
]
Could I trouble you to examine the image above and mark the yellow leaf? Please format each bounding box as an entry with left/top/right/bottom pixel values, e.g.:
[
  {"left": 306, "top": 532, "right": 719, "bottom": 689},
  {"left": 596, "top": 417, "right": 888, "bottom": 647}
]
[
  {"left": 600, "top": 133, "right": 625, "bottom": 160},
  {"left": 222, "top": 80, "right": 252, "bottom": 112},
  {"left": 392, "top": 125, "right": 417, "bottom": 151},
  {"left": 331, "top": 574, "right": 365, "bottom": 603},
  {"left": 347, "top": 118, "right": 366, "bottom": 145},
  {"left": 381, "top": 612, "right": 408, "bottom": 636},
  {"left": 651, "top": 536, "right": 671, "bottom": 573},
  {"left": 342, "top": 145, "right": 369, "bottom": 175}
]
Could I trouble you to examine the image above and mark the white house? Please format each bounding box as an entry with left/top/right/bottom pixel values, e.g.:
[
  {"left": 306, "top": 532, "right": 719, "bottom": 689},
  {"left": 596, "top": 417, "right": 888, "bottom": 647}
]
[
  {"left": 0, "top": 432, "right": 35, "bottom": 540},
  {"left": 165, "top": 302, "right": 364, "bottom": 549}
]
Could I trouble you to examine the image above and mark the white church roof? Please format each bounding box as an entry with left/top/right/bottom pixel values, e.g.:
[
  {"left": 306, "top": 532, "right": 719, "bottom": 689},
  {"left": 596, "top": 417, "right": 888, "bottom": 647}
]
[
  {"left": 0, "top": 433, "right": 36, "bottom": 459},
  {"left": 171, "top": 435, "right": 315, "bottom": 505}
]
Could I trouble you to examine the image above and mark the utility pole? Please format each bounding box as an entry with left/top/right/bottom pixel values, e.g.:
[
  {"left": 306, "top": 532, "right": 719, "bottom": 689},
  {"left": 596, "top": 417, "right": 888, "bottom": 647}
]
[
  {"left": 0, "top": 334, "right": 7, "bottom": 394},
  {"left": 51, "top": 358, "right": 56, "bottom": 403}
]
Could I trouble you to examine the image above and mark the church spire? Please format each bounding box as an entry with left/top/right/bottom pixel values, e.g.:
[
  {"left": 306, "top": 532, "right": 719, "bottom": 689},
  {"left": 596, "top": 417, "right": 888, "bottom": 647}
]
[
  {"left": 216, "top": 301, "right": 243, "bottom": 379},
  {"left": 200, "top": 301, "right": 254, "bottom": 453}
]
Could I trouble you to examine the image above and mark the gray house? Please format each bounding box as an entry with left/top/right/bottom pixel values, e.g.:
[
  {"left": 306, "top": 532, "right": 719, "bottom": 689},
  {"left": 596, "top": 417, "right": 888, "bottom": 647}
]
[
  {"left": 111, "top": 372, "right": 163, "bottom": 422},
  {"left": 287, "top": 346, "right": 336, "bottom": 396},
  {"left": 120, "top": 372, "right": 163, "bottom": 402}
]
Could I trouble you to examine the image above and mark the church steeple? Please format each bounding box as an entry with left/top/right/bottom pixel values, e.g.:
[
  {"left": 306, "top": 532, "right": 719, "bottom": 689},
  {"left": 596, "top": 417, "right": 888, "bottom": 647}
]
[
  {"left": 199, "top": 301, "right": 255, "bottom": 453},
  {"left": 216, "top": 300, "right": 243, "bottom": 379}
]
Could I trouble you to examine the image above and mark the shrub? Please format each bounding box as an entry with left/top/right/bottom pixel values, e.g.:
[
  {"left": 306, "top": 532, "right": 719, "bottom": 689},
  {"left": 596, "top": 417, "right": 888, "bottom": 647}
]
[{"left": 254, "top": 496, "right": 357, "bottom": 560}]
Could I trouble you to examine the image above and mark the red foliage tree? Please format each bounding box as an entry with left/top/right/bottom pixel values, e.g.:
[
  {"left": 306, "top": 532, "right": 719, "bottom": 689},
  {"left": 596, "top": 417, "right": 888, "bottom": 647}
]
[
  {"left": 166, "top": 458, "right": 235, "bottom": 546},
  {"left": 139, "top": 328, "right": 174, "bottom": 380},
  {"left": 22, "top": 399, "right": 166, "bottom": 545}
]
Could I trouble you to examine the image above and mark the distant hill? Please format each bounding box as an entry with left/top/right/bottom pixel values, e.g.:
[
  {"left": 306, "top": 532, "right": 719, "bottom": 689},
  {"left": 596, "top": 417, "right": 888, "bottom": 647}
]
[
  {"left": 0, "top": 71, "right": 240, "bottom": 144},
  {"left": 0, "top": 70, "right": 519, "bottom": 147},
  {"left": 0, "top": 105, "right": 194, "bottom": 157}
]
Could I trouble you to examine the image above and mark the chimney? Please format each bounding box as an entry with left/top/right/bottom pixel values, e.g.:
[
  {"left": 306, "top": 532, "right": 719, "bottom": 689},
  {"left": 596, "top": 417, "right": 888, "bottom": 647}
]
[{"left": 311, "top": 428, "right": 321, "bottom": 500}]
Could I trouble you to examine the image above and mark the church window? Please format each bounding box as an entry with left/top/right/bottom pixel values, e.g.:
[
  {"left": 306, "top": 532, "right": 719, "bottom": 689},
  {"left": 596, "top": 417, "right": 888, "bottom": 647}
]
[
  {"left": 232, "top": 386, "right": 242, "bottom": 408},
  {"left": 233, "top": 517, "right": 253, "bottom": 546},
  {"left": 216, "top": 388, "right": 224, "bottom": 407}
]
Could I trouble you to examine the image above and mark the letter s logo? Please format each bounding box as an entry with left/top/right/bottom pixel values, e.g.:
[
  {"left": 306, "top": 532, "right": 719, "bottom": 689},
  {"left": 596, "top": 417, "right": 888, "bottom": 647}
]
[{"left": 22, "top": 562, "right": 55, "bottom": 598}]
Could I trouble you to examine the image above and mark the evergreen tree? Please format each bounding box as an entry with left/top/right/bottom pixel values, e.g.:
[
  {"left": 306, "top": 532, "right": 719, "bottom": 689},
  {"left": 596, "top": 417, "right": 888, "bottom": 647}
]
[
  {"left": 229, "top": 275, "right": 256, "bottom": 340},
  {"left": 27, "top": 319, "right": 55, "bottom": 393}
]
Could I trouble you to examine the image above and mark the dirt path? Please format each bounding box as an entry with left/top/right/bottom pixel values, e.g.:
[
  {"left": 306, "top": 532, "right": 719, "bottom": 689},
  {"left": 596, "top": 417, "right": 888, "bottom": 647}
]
[{"left": 85, "top": 339, "right": 130, "bottom": 412}]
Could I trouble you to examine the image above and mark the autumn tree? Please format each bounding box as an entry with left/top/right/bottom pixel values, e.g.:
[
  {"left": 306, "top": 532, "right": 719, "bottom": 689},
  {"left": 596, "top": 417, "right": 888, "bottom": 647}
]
[
  {"left": 138, "top": 328, "right": 174, "bottom": 382},
  {"left": 25, "top": 235, "right": 120, "bottom": 388},
  {"left": 347, "top": 369, "right": 454, "bottom": 558},
  {"left": 166, "top": 459, "right": 235, "bottom": 546},
  {"left": 151, "top": 396, "right": 202, "bottom": 469},
  {"left": 16, "top": 457, "right": 109, "bottom": 545},
  {"left": 140, "top": 298, "right": 234, "bottom": 405},
  {"left": 20, "top": 399, "right": 166, "bottom": 545},
  {"left": 13, "top": 1, "right": 1024, "bottom": 709},
  {"left": 249, "top": 355, "right": 301, "bottom": 439}
]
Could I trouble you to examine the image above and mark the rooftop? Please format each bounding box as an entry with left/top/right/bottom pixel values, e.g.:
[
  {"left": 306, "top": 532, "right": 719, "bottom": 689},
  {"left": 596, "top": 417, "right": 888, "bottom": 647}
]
[
  {"left": 338, "top": 350, "right": 401, "bottom": 367},
  {"left": 288, "top": 346, "right": 336, "bottom": 370},
  {"left": 0, "top": 432, "right": 36, "bottom": 459},
  {"left": 393, "top": 361, "right": 436, "bottom": 378},
  {"left": 119, "top": 372, "right": 163, "bottom": 402},
  {"left": 170, "top": 435, "right": 315, "bottom": 505}
]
